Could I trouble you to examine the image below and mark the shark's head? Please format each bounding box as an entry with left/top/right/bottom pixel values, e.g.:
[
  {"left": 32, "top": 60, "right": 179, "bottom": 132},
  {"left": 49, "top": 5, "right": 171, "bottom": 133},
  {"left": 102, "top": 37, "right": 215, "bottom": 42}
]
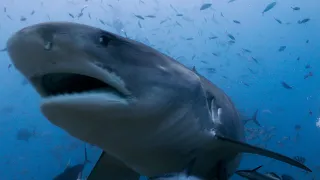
[
  {"left": 6, "top": 21, "right": 207, "bottom": 152},
  {"left": 7, "top": 22, "right": 312, "bottom": 178}
]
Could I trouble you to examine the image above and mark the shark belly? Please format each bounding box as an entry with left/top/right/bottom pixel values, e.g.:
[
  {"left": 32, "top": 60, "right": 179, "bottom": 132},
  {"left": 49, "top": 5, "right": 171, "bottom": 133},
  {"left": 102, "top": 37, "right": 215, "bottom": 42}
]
[{"left": 43, "top": 101, "right": 213, "bottom": 177}]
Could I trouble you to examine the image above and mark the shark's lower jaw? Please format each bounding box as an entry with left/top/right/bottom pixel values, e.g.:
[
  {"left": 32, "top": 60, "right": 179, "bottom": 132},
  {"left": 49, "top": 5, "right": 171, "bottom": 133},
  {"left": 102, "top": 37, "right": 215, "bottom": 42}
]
[
  {"left": 36, "top": 73, "right": 133, "bottom": 146},
  {"left": 33, "top": 73, "right": 129, "bottom": 111}
]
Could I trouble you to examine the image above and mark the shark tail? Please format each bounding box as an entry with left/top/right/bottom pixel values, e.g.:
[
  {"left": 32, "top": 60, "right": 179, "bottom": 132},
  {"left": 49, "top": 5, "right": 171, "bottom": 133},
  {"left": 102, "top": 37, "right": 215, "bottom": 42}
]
[
  {"left": 243, "top": 109, "right": 261, "bottom": 127},
  {"left": 214, "top": 135, "right": 312, "bottom": 172}
]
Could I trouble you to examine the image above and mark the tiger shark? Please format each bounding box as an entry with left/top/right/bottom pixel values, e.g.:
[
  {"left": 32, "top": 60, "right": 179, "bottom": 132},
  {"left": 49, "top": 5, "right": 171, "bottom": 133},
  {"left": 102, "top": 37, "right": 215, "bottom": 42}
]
[{"left": 6, "top": 22, "right": 311, "bottom": 180}]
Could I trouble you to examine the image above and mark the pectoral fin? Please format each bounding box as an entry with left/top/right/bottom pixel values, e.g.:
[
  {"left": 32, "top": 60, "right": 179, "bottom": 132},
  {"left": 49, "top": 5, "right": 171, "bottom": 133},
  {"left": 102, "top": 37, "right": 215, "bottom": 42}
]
[
  {"left": 214, "top": 135, "right": 312, "bottom": 172},
  {"left": 87, "top": 151, "right": 140, "bottom": 180},
  {"left": 216, "top": 161, "right": 228, "bottom": 180}
]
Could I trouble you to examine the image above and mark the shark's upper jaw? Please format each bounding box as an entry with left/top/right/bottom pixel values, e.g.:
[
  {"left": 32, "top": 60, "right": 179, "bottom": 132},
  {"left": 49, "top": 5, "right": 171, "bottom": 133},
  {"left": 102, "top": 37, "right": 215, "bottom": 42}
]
[
  {"left": 6, "top": 22, "right": 131, "bottom": 107},
  {"left": 30, "top": 73, "right": 125, "bottom": 100}
]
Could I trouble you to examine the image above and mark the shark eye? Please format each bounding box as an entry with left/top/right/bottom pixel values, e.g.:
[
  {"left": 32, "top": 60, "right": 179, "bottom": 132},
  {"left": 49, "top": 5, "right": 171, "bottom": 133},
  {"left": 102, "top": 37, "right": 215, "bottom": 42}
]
[{"left": 99, "top": 35, "right": 111, "bottom": 46}]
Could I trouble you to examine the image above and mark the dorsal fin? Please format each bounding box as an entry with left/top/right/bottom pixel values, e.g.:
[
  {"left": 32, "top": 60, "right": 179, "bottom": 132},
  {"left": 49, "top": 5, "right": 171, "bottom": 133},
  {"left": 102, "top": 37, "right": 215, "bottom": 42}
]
[
  {"left": 192, "top": 66, "right": 197, "bottom": 73},
  {"left": 251, "top": 165, "right": 262, "bottom": 172}
]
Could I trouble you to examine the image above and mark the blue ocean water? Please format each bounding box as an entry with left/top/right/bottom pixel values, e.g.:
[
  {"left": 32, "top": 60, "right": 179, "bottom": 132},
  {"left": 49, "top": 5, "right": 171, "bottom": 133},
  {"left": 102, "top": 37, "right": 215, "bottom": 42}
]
[{"left": 0, "top": 0, "right": 318, "bottom": 179}]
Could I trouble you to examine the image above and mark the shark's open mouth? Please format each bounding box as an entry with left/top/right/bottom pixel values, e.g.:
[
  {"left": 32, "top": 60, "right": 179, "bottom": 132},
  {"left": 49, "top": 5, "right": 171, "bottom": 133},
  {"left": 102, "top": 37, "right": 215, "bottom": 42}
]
[{"left": 32, "top": 73, "right": 122, "bottom": 98}]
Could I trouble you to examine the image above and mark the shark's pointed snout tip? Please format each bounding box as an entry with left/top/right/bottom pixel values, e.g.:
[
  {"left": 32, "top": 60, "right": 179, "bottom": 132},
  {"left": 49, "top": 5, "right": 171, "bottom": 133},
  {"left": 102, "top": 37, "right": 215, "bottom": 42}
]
[{"left": 6, "top": 27, "right": 31, "bottom": 53}]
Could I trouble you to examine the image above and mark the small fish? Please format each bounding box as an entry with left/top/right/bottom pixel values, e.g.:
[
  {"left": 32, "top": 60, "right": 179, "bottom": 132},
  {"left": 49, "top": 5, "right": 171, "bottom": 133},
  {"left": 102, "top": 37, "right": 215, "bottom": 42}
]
[
  {"left": 242, "top": 48, "right": 252, "bottom": 53},
  {"left": 6, "top": 15, "right": 12, "bottom": 20},
  {"left": 206, "top": 68, "right": 216, "bottom": 74},
  {"left": 281, "top": 81, "right": 293, "bottom": 89},
  {"left": 236, "top": 165, "right": 282, "bottom": 180},
  {"left": 200, "top": 3, "right": 212, "bottom": 11},
  {"left": 243, "top": 82, "right": 250, "bottom": 87},
  {"left": 228, "top": 0, "right": 236, "bottom": 3},
  {"left": 68, "top": 13, "right": 74, "bottom": 18},
  {"left": 209, "top": 36, "right": 218, "bottom": 40},
  {"left": 176, "top": 13, "right": 183, "bottom": 16},
  {"left": 20, "top": 16, "right": 27, "bottom": 21},
  {"left": 278, "top": 46, "right": 286, "bottom": 52},
  {"left": 281, "top": 174, "right": 295, "bottom": 180},
  {"left": 160, "top": 19, "right": 168, "bottom": 24},
  {"left": 134, "top": 14, "right": 145, "bottom": 20},
  {"left": 53, "top": 145, "right": 91, "bottom": 180},
  {"left": 304, "top": 72, "right": 313, "bottom": 79},
  {"left": 212, "top": 52, "right": 219, "bottom": 56},
  {"left": 298, "top": 18, "right": 310, "bottom": 24},
  {"left": 138, "top": 21, "right": 142, "bottom": 28},
  {"left": 262, "top": 2, "right": 277, "bottom": 15},
  {"left": 251, "top": 56, "right": 259, "bottom": 64},
  {"left": 228, "top": 40, "right": 235, "bottom": 44},
  {"left": 186, "top": 38, "right": 194, "bottom": 40},
  {"left": 0, "top": 47, "right": 7, "bottom": 52},
  {"left": 262, "top": 109, "right": 272, "bottom": 114},
  {"left": 294, "top": 124, "right": 301, "bottom": 131},
  {"left": 99, "top": 19, "right": 105, "bottom": 25},
  {"left": 77, "top": 12, "right": 83, "bottom": 18},
  {"left": 265, "top": 172, "right": 282, "bottom": 180},
  {"left": 227, "top": 33, "right": 235, "bottom": 40},
  {"left": 21, "top": 78, "right": 29, "bottom": 86},
  {"left": 292, "top": 156, "right": 306, "bottom": 164},
  {"left": 233, "top": 20, "right": 241, "bottom": 24},
  {"left": 170, "top": 4, "right": 178, "bottom": 13},
  {"left": 248, "top": 68, "right": 255, "bottom": 74},
  {"left": 16, "top": 128, "right": 36, "bottom": 142},
  {"left": 243, "top": 109, "right": 261, "bottom": 127},
  {"left": 145, "top": 15, "right": 156, "bottom": 18},
  {"left": 291, "top": 7, "right": 300, "bottom": 11},
  {"left": 274, "top": 18, "right": 282, "bottom": 24},
  {"left": 175, "top": 21, "right": 182, "bottom": 27},
  {"left": 306, "top": 40, "right": 309, "bottom": 43},
  {"left": 30, "top": 10, "right": 35, "bottom": 15},
  {"left": 220, "top": 12, "right": 224, "bottom": 17},
  {"left": 80, "top": 5, "right": 88, "bottom": 13}
]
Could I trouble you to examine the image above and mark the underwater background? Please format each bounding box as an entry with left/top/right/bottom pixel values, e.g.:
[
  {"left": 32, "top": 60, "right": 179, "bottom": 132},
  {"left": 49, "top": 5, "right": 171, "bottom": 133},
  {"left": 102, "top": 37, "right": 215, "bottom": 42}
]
[{"left": 0, "top": 0, "right": 318, "bottom": 179}]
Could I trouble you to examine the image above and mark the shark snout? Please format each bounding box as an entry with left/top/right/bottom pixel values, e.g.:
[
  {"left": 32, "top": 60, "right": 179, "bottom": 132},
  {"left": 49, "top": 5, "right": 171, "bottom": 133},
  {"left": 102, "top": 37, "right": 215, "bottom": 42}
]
[{"left": 6, "top": 23, "right": 81, "bottom": 80}]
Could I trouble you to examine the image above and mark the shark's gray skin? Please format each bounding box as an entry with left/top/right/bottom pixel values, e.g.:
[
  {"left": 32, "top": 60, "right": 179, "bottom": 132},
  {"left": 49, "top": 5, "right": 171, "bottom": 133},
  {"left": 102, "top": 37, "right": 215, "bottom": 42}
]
[
  {"left": 7, "top": 22, "right": 311, "bottom": 180},
  {"left": 236, "top": 166, "right": 282, "bottom": 180}
]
